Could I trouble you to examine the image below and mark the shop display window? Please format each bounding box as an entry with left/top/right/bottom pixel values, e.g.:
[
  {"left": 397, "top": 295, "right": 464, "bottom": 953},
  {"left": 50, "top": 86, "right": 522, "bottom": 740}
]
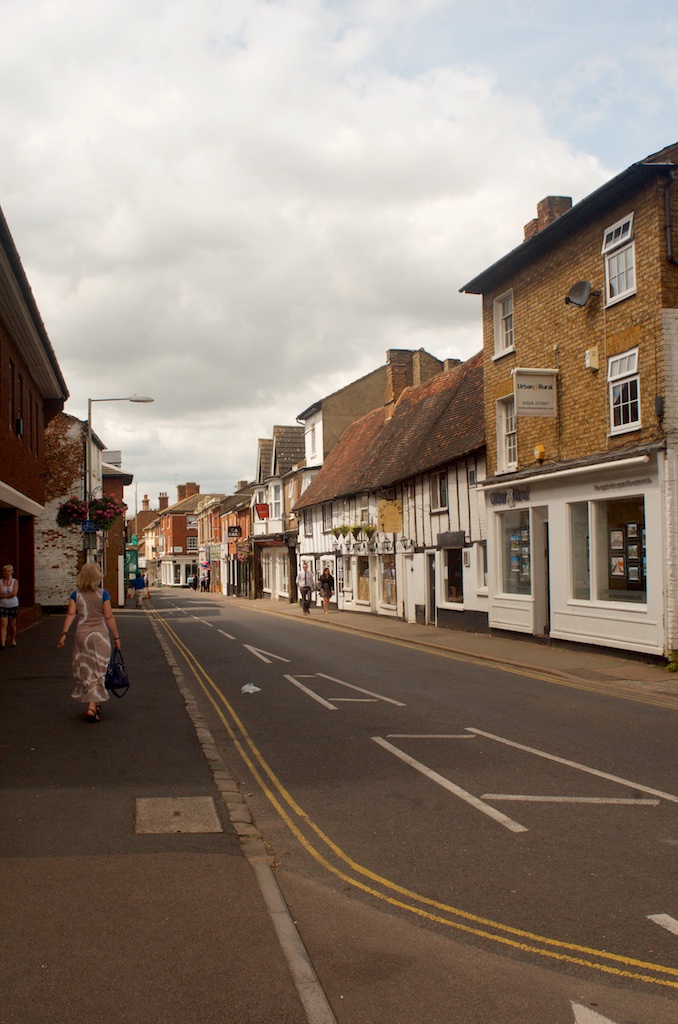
[
  {"left": 500, "top": 509, "right": 531, "bottom": 595},
  {"left": 380, "top": 554, "right": 396, "bottom": 605},
  {"left": 571, "top": 502, "right": 591, "bottom": 600},
  {"left": 445, "top": 549, "right": 464, "bottom": 603},
  {"left": 596, "top": 496, "right": 646, "bottom": 602},
  {"left": 357, "top": 555, "right": 370, "bottom": 602}
]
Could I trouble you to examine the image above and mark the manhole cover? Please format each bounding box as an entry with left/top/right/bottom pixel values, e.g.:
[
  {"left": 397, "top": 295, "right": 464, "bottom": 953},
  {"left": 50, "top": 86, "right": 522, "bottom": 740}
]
[{"left": 135, "top": 796, "right": 223, "bottom": 834}]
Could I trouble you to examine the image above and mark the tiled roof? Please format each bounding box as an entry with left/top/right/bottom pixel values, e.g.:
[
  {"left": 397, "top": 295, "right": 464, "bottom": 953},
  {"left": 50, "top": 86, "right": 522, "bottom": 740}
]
[
  {"left": 272, "top": 425, "right": 305, "bottom": 475},
  {"left": 294, "top": 352, "right": 484, "bottom": 509},
  {"left": 257, "top": 438, "right": 273, "bottom": 482}
]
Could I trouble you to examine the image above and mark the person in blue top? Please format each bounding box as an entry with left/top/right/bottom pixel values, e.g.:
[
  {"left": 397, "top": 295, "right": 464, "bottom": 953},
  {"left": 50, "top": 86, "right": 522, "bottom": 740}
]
[
  {"left": 131, "top": 573, "right": 146, "bottom": 607},
  {"left": 57, "top": 562, "right": 121, "bottom": 722}
]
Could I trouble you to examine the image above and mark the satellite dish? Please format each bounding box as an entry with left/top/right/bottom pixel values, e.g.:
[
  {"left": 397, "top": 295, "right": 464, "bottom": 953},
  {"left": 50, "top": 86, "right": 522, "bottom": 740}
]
[{"left": 565, "top": 281, "right": 592, "bottom": 307}]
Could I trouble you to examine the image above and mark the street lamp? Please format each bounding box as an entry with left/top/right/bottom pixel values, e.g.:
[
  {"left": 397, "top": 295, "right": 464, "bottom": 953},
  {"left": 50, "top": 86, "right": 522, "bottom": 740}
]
[
  {"left": 85, "top": 396, "right": 154, "bottom": 560},
  {"left": 86, "top": 395, "right": 154, "bottom": 503}
]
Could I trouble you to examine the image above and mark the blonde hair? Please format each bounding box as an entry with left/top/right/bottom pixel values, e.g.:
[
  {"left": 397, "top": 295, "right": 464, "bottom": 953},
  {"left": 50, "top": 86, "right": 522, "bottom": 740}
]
[
  {"left": 76, "top": 562, "right": 102, "bottom": 591},
  {"left": 2, "top": 565, "right": 13, "bottom": 574}
]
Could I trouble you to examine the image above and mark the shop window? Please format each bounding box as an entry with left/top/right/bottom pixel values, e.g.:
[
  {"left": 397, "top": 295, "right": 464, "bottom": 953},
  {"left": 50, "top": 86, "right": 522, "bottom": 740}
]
[
  {"left": 500, "top": 509, "right": 530, "bottom": 595},
  {"left": 262, "top": 553, "right": 271, "bottom": 590},
  {"left": 570, "top": 502, "right": 590, "bottom": 600},
  {"left": 608, "top": 348, "right": 640, "bottom": 434},
  {"left": 477, "top": 540, "right": 488, "bottom": 589},
  {"left": 357, "top": 555, "right": 370, "bottom": 602},
  {"left": 445, "top": 549, "right": 463, "bottom": 603},
  {"left": 493, "top": 290, "right": 514, "bottom": 356},
  {"left": 430, "top": 470, "right": 448, "bottom": 511},
  {"left": 381, "top": 554, "right": 396, "bottom": 605},
  {"left": 596, "top": 496, "right": 646, "bottom": 603}
]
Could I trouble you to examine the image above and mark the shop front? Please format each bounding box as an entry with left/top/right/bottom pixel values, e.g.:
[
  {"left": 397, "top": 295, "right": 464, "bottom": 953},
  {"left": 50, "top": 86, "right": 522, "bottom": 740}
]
[{"left": 483, "top": 453, "right": 665, "bottom": 656}]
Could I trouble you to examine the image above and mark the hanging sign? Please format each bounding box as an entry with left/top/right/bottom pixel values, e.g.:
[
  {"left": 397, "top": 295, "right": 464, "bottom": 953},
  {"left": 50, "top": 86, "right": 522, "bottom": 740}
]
[{"left": 514, "top": 368, "right": 558, "bottom": 417}]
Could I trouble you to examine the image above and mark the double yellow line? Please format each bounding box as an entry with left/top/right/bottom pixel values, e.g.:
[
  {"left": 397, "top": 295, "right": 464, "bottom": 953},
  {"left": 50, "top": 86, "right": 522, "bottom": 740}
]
[{"left": 151, "top": 607, "right": 678, "bottom": 990}]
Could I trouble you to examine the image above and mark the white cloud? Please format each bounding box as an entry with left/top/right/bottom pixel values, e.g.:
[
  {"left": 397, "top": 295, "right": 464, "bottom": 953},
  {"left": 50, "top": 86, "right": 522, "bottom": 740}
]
[{"left": 2, "top": 0, "right": 672, "bottom": 505}]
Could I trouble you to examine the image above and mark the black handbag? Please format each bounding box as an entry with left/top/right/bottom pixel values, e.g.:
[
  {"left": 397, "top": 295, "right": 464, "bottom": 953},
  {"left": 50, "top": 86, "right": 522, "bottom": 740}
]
[{"left": 105, "top": 648, "right": 129, "bottom": 698}]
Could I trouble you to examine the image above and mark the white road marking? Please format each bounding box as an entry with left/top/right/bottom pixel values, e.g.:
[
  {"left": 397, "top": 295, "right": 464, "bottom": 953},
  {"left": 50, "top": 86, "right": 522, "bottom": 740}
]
[
  {"left": 467, "top": 728, "right": 678, "bottom": 804},
  {"left": 571, "top": 1003, "right": 620, "bottom": 1024},
  {"left": 243, "top": 644, "right": 291, "bottom": 665},
  {"left": 371, "top": 737, "right": 528, "bottom": 833},
  {"left": 218, "top": 629, "right": 236, "bottom": 639},
  {"left": 330, "top": 698, "right": 379, "bottom": 702},
  {"left": 648, "top": 913, "right": 678, "bottom": 935},
  {"left": 482, "top": 795, "right": 659, "bottom": 805},
  {"left": 387, "top": 734, "right": 475, "bottom": 739},
  {"left": 203, "top": 621, "right": 214, "bottom": 627},
  {"left": 284, "top": 675, "right": 337, "bottom": 710},
  {"left": 317, "top": 673, "right": 406, "bottom": 706}
]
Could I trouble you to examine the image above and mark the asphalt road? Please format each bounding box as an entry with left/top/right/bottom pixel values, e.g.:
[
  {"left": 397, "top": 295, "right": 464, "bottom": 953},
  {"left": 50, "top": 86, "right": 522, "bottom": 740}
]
[{"left": 149, "top": 589, "right": 678, "bottom": 1024}]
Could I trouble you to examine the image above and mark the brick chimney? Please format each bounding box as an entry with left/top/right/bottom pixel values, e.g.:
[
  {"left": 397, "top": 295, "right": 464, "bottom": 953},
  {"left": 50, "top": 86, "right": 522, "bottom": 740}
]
[
  {"left": 235, "top": 480, "right": 248, "bottom": 492},
  {"left": 142, "top": 494, "right": 150, "bottom": 511},
  {"left": 524, "top": 196, "right": 572, "bottom": 240},
  {"left": 177, "top": 484, "right": 186, "bottom": 501},
  {"left": 385, "top": 350, "right": 414, "bottom": 415},
  {"left": 443, "top": 358, "right": 461, "bottom": 372},
  {"left": 412, "top": 348, "right": 443, "bottom": 387},
  {"left": 185, "top": 482, "right": 200, "bottom": 498},
  {"left": 158, "top": 492, "right": 169, "bottom": 511}
]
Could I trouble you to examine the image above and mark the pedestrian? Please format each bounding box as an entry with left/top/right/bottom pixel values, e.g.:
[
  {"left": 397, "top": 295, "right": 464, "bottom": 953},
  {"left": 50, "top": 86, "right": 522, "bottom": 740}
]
[
  {"left": 296, "top": 561, "right": 314, "bottom": 615},
  {"left": 191, "top": 575, "right": 198, "bottom": 591},
  {"left": 57, "top": 562, "right": 121, "bottom": 723},
  {"left": 131, "top": 573, "right": 146, "bottom": 608},
  {"left": 318, "top": 566, "right": 335, "bottom": 615},
  {"left": 0, "top": 564, "right": 19, "bottom": 647}
]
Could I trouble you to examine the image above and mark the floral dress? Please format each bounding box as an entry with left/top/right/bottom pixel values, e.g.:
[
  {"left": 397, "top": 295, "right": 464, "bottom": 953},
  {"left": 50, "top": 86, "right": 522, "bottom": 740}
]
[{"left": 70, "top": 588, "right": 111, "bottom": 704}]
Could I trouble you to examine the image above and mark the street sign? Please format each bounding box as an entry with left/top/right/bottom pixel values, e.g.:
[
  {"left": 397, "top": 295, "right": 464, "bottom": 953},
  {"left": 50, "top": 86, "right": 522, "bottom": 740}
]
[{"left": 81, "top": 520, "right": 97, "bottom": 533}]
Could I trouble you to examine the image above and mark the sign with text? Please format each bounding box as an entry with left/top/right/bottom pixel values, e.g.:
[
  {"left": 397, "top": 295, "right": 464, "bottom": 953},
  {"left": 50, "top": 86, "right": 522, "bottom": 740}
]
[
  {"left": 377, "top": 499, "right": 403, "bottom": 533},
  {"left": 514, "top": 368, "right": 558, "bottom": 417}
]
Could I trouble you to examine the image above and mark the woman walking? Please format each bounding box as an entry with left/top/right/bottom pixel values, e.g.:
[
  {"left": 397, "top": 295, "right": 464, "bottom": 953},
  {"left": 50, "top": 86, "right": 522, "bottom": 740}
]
[
  {"left": 318, "top": 566, "right": 335, "bottom": 615},
  {"left": 0, "top": 564, "right": 19, "bottom": 647},
  {"left": 57, "top": 562, "right": 121, "bottom": 722}
]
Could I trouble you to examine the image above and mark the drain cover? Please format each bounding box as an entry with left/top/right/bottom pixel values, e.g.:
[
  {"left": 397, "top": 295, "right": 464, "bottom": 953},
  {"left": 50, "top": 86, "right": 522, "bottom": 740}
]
[{"left": 135, "top": 796, "right": 223, "bottom": 834}]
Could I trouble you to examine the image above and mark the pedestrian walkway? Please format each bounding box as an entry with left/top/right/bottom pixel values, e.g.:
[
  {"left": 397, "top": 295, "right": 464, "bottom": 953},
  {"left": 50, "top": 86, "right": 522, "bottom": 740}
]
[{"left": 0, "top": 608, "right": 311, "bottom": 1024}]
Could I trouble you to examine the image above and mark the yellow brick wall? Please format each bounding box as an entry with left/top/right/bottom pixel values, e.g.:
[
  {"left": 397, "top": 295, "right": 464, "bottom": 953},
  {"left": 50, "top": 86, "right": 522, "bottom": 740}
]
[{"left": 483, "top": 175, "right": 678, "bottom": 477}]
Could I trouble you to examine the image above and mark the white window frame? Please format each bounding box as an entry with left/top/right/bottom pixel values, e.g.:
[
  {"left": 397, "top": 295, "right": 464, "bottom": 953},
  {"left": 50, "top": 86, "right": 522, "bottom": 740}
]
[
  {"left": 186, "top": 536, "right": 198, "bottom": 551},
  {"left": 602, "top": 213, "right": 635, "bottom": 306},
  {"left": 430, "top": 470, "right": 448, "bottom": 512},
  {"left": 493, "top": 290, "right": 514, "bottom": 358},
  {"left": 496, "top": 396, "right": 517, "bottom": 472},
  {"left": 608, "top": 347, "right": 640, "bottom": 434}
]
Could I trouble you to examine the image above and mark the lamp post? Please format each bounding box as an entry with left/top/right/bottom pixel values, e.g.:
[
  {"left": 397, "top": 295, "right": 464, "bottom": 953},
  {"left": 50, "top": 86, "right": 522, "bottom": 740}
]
[{"left": 85, "top": 395, "right": 154, "bottom": 559}]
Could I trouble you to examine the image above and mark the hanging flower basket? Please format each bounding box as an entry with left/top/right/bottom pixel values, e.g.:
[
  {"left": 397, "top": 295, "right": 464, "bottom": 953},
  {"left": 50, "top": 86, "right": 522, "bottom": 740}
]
[{"left": 56, "top": 494, "right": 125, "bottom": 532}]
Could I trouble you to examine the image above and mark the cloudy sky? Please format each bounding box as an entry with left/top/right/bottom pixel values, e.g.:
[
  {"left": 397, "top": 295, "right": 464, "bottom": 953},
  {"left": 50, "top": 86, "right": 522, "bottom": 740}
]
[{"left": 2, "top": 0, "right": 677, "bottom": 511}]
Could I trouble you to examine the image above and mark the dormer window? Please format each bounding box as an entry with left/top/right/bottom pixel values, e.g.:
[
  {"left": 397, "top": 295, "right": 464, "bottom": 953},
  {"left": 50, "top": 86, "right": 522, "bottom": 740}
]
[{"left": 602, "top": 213, "right": 635, "bottom": 305}]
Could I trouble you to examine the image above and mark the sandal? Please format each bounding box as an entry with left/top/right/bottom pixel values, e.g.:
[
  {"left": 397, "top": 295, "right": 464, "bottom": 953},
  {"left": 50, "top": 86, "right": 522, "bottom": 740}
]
[{"left": 85, "top": 707, "right": 100, "bottom": 723}]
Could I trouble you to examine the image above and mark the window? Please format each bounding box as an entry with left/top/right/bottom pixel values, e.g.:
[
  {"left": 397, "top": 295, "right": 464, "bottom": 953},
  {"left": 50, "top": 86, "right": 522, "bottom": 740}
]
[
  {"left": 608, "top": 348, "right": 640, "bottom": 434},
  {"left": 569, "top": 496, "right": 646, "bottom": 604},
  {"left": 430, "top": 470, "right": 448, "bottom": 511},
  {"left": 186, "top": 537, "right": 198, "bottom": 551},
  {"left": 602, "top": 213, "right": 635, "bottom": 305},
  {"left": 357, "top": 555, "right": 370, "bottom": 602},
  {"left": 570, "top": 502, "right": 590, "bottom": 600},
  {"left": 500, "top": 509, "right": 530, "bottom": 596},
  {"left": 271, "top": 484, "right": 281, "bottom": 519},
  {"left": 303, "top": 509, "right": 313, "bottom": 537},
  {"left": 497, "top": 396, "right": 517, "bottom": 471},
  {"left": 380, "top": 554, "right": 396, "bottom": 605},
  {"left": 322, "top": 504, "right": 333, "bottom": 532},
  {"left": 444, "top": 549, "right": 463, "bottom": 603},
  {"left": 477, "top": 540, "right": 488, "bottom": 589},
  {"left": 493, "top": 291, "right": 514, "bottom": 356}
]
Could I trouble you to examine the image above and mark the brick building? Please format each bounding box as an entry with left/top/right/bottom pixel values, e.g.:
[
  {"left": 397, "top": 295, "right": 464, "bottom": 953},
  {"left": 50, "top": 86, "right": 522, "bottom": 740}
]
[
  {"left": 461, "top": 141, "right": 678, "bottom": 656},
  {"left": 0, "top": 205, "right": 68, "bottom": 629}
]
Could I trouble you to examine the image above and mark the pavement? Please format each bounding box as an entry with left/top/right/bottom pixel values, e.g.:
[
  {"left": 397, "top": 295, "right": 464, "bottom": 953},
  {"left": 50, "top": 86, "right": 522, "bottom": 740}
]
[{"left": 2, "top": 592, "right": 678, "bottom": 1024}]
